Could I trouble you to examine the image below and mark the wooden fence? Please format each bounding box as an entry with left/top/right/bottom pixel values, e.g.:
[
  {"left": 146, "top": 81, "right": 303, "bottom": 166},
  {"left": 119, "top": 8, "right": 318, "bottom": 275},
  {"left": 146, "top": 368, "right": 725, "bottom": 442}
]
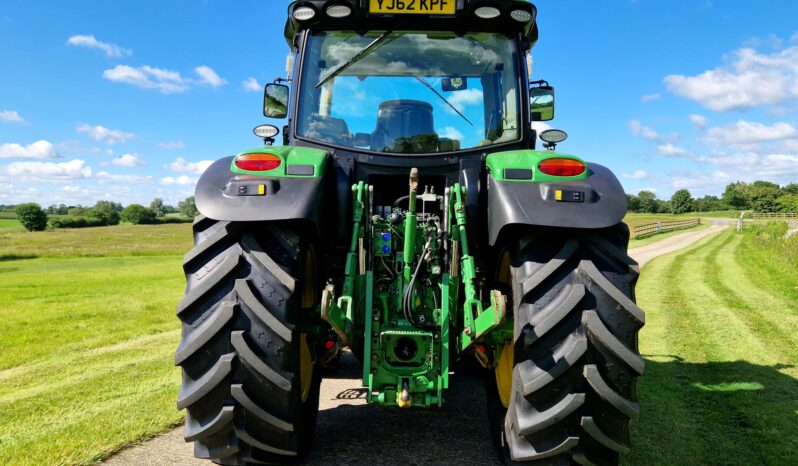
[
  {"left": 632, "top": 218, "right": 701, "bottom": 239},
  {"left": 747, "top": 212, "right": 797, "bottom": 219}
]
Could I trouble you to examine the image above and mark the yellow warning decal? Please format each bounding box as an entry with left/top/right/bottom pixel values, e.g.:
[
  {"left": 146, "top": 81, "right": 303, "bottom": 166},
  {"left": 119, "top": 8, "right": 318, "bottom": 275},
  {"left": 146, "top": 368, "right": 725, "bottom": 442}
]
[
  {"left": 555, "top": 189, "right": 563, "bottom": 201},
  {"left": 258, "top": 184, "right": 265, "bottom": 195}
]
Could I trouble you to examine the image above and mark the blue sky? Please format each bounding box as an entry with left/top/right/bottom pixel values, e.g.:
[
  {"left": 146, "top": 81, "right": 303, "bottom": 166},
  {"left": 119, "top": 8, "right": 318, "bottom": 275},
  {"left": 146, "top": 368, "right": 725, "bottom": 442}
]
[{"left": 1, "top": 0, "right": 797, "bottom": 207}]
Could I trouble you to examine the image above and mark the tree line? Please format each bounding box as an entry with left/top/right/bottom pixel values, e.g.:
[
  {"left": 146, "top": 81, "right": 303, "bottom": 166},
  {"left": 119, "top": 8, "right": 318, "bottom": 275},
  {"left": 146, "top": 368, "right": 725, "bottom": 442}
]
[
  {"left": 10, "top": 197, "right": 199, "bottom": 232},
  {"left": 627, "top": 181, "right": 798, "bottom": 215}
]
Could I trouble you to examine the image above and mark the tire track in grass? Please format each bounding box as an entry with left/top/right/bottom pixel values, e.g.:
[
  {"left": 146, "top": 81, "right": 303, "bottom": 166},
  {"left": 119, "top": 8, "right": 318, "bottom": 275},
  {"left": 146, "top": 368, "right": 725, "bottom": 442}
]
[
  {"left": 706, "top": 233, "right": 798, "bottom": 364},
  {"left": 654, "top": 232, "right": 734, "bottom": 361},
  {"left": 630, "top": 234, "right": 726, "bottom": 465},
  {"left": 684, "top": 231, "right": 773, "bottom": 362}
]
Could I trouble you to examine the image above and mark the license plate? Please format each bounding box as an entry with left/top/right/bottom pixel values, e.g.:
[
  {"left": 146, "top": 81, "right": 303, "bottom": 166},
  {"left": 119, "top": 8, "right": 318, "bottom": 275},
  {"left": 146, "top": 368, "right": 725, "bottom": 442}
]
[{"left": 369, "top": 0, "right": 457, "bottom": 15}]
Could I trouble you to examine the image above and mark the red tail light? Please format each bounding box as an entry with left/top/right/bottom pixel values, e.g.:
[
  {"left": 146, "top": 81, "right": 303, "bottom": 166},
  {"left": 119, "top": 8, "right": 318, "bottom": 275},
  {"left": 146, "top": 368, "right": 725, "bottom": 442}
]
[
  {"left": 538, "top": 158, "right": 586, "bottom": 177},
  {"left": 234, "top": 153, "right": 282, "bottom": 171}
]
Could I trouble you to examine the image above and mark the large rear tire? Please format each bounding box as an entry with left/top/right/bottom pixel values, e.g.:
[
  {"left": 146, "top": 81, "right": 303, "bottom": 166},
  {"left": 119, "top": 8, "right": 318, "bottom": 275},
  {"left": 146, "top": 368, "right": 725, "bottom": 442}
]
[
  {"left": 175, "top": 216, "right": 322, "bottom": 465},
  {"left": 487, "top": 224, "right": 644, "bottom": 465}
]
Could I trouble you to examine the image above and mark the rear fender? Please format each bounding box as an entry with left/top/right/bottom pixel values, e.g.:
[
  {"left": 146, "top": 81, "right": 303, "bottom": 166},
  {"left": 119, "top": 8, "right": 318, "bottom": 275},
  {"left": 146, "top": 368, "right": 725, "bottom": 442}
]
[
  {"left": 486, "top": 151, "right": 627, "bottom": 245},
  {"left": 195, "top": 146, "right": 330, "bottom": 236}
]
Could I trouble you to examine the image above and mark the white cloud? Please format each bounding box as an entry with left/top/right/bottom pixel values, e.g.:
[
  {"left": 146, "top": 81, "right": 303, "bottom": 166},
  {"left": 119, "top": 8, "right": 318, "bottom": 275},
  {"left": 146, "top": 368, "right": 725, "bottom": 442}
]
[
  {"left": 0, "top": 110, "right": 25, "bottom": 124},
  {"left": 194, "top": 66, "right": 227, "bottom": 88},
  {"left": 103, "top": 64, "right": 227, "bottom": 94},
  {"left": 160, "top": 175, "right": 197, "bottom": 186},
  {"left": 157, "top": 140, "right": 185, "bottom": 149},
  {"left": 96, "top": 171, "right": 154, "bottom": 184},
  {"left": 67, "top": 34, "right": 131, "bottom": 57},
  {"left": 622, "top": 170, "right": 648, "bottom": 180},
  {"left": 447, "top": 89, "right": 483, "bottom": 110},
  {"left": 641, "top": 93, "right": 661, "bottom": 102},
  {"left": 76, "top": 124, "right": 136, "bottom": 144},
  {"left": 689, "top": 114, "right": 708, "bottom": 129},
  {"left": 111, "top": 153, "right": 145, "bottom": 167},
  {"left": 657, "top": 143, "right": 690, "bottom": 157},
  {"left": 437, "top": 126, "right": 464, "bottom": 141},
  {"left": 628, "top": 120, "right": 660, "bottom": 141},
  {"left": 242, "top": 77, "right": 261, "bottom": 92},
  {"left": 664, "top": 46, "right": 798, "bottom": 111},
  {"left": 0, "top": 140, "right": 60, "bottom": 159},
  {"left": 1, "top": 159, "right": 92, "bottom": 182},
  {"left": 531, "top": 122, "right": 552, "bottom": 134},
  {"left": 704, "top": 120, "right": 798, "bottom": 146},
  {"left": 164, "top": 157, "right": 213, "bottom": 175}
]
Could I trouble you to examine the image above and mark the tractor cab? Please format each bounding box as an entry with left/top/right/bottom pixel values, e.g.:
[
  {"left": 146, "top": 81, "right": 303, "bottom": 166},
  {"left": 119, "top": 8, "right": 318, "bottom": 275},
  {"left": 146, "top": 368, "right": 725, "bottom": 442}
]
[{"left": 265, "top": 0, "right": 554, "bottom": 156}]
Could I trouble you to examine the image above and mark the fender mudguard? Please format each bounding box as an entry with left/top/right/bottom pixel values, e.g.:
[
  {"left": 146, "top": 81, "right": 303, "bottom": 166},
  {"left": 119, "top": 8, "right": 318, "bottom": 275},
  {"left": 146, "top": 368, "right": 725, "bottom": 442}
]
[
  {"left": 487, "top": 162, "right": 627, "bottom": 245},
  {"left": 195, "top": 154, "right": 329, "bottom": 237}
]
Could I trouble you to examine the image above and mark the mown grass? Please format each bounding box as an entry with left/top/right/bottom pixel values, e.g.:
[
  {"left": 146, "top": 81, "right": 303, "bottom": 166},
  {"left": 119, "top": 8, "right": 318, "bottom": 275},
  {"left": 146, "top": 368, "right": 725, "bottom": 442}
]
[
  {"left": 0, "top": 225, "right": 189, "bottom": 465},
  {"left": 625, "top": 226, "right": 798, "bottom": 465}
]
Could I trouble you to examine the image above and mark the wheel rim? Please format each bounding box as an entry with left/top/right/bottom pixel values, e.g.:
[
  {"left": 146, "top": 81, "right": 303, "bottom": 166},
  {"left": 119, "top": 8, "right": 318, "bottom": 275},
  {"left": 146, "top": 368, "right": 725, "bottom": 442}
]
[
  {"left": 494, "top": 249, "right": 513, "bottom": 408},
  {"left": 299, "top": 246, "right": 316, "bottom": 403},
  {"left": 495, "top": 341, "right": 513, "bottom": 408},
  {"left": 299, "top": 333, "right": 313, "bottom": 402}
]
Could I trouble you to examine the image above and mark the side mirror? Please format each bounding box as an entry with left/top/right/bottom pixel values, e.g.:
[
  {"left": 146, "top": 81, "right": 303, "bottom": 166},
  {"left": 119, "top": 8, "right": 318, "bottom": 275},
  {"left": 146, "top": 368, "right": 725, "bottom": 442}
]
[
  {"left": 264, "top": 83, "right": 289, "bottom": 119},
  {"left": 530, "top": 85, "right": 554, "bottom": 122}
]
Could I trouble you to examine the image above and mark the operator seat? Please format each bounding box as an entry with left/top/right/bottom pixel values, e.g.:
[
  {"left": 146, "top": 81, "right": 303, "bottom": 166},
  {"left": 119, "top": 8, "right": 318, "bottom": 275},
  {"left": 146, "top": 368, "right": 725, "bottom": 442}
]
[{"left": 371, "top": 100, "right": 437, "bottom": 152}]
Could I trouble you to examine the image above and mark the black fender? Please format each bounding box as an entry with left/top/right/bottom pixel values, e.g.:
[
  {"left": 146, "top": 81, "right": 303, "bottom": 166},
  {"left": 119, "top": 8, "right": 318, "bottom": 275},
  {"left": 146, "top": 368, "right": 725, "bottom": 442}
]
[
  {"left": 487, "top": 162, "right": 627, "bottom": 245},
  {"left": 195, "top": 156, "right": 328, "bottom": 238}
]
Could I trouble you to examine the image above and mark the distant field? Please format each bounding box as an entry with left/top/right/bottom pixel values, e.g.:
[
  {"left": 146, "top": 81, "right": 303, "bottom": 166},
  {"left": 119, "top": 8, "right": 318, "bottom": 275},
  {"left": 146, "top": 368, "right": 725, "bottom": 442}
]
[
  {"left": 0, "top": 219, "right": 22, "bottom": 231},
  {"left": 0, "top": 223, "right": 192, "bottom": 259},
  {"left": 626, "top": 224, "right": 798, "bottom": 465}
]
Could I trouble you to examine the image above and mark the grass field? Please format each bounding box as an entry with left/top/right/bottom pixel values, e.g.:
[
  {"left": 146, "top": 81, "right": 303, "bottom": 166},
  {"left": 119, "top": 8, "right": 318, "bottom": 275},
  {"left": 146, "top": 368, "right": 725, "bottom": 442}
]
[
  {"left": 0, "top": 226, "right": 190, "bottom": 465},
  {"left": 625, "top": 223, "right": 798, "bottom": 465}
]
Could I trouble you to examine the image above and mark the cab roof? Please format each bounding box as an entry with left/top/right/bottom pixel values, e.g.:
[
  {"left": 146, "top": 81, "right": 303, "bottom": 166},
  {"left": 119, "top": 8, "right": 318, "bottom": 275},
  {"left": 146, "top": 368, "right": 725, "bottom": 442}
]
[{"left": 283, "top": 0, "right": 538, "bottom": 50}]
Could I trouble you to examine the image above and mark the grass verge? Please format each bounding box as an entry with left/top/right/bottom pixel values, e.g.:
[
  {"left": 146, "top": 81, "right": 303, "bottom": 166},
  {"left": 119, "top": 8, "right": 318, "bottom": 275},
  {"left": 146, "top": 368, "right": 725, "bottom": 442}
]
[{"left": 625, "top": 227, "right": 798, "bottom": 465}]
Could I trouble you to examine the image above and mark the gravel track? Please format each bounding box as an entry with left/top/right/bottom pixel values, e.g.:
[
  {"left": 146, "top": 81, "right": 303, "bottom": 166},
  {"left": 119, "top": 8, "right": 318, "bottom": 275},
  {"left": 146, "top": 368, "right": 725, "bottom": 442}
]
[{"left": 103, "top": 220, "right": 731, "bottom": 466}]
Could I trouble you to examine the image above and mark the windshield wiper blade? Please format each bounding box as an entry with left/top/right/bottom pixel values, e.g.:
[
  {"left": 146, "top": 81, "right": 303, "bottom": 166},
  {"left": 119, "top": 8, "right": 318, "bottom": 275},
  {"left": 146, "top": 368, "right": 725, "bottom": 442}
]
[
  {"left": 414, "top": 76, "right": 474, "bottom": 127},
  {"left": 315, "top": 28, "right": 398, "bottom": 88}
]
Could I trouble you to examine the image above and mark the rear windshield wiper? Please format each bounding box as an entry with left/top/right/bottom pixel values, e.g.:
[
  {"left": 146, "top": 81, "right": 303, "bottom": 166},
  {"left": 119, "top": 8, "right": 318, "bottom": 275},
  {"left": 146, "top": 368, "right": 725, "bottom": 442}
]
[{"left": 315, "top": 27, "right": 400, "bottom": 88}]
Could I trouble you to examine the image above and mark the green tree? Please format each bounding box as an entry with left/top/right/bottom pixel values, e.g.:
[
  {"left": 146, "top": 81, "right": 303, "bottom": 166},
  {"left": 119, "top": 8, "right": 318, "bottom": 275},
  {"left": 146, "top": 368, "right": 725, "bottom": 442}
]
[
  {"left": 775, "top": 194, "right": 798, "bottom": 213},
  {"left": 121, "top": 204, "right": 157, "bottom": 224},
  {"left": 748, "top": 180, "right": 782, "bottom": 212},
  {"left": 179, "top": 196, "right": 199, "bottom": 218},
  {"left": 15, "top": 203, "right": 48, "bottom": 231},
  {"left": 68, "top": 206, "right": 88, "bottom": 217},
  {"left": 695, "top": 195, "right": 725, "bottom": 212},
  {"left": 149, "top": 198, "right": 166, "bottom": 217},
  {"left": 670, "top": 189, "right": 695, "bottom": 214},
  {"left": 626, "top": 194, "right": 641, "bottom": 212},
  {"left": 722, "top": 181, "right": 750, "bottom": 209},
  {"left": 783, "top": 183, "right": 798, "bottom": 195},
  {"left": 637, "top": 190, "right": 658, "bottom": 213},
  {"left": 89, "top": 201, "right": 121, "bottom": 226}
]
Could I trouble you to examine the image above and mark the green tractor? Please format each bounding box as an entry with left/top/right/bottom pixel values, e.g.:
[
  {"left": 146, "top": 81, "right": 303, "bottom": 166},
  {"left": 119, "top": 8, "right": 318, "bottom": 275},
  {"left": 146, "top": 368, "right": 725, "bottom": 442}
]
[{"left": 175, "top": 1, "right": 644, "bottom": 464}]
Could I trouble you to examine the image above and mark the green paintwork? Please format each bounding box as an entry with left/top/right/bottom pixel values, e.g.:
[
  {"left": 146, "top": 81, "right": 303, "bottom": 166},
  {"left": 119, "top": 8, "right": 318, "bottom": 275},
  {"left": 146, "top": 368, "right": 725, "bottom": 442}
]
[
  {"left": 229, "top": 145, "right": 328, "bottom": 178},
  {"left": 485, "top": 149, "right": 590, "bottom": 182}
]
